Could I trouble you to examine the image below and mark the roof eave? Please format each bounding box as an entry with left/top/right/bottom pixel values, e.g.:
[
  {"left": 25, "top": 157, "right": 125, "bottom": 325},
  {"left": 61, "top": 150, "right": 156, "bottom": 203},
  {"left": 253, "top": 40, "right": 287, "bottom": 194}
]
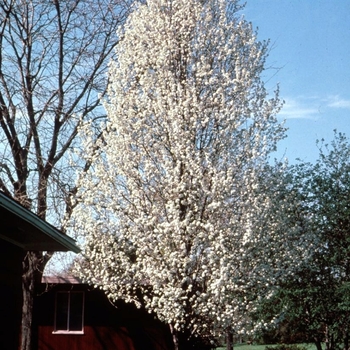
[{"left": 0, "top": 192, "right": 80, "bottom": 253}]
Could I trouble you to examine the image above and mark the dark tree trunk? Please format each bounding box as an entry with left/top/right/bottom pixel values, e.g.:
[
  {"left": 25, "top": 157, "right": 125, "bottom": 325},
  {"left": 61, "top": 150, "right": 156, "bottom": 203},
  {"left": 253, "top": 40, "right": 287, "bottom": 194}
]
[
  {"left": 21, "top": 253, "right": 35, "bottom": 350},
  {"left": 314, "top": 340, "right": 323, "bottom": 350},
  {"left": 20, "top": 252, "right": 42, "bottom": 350},
  {"left": 226, "top": 329, "right": 234, "bottom": 350},
  {"left": 169, "top": 324, "right": 179, "bottom": 350},
  {"left": 344, "top": 334, "right": 349, "bottom": 350}
]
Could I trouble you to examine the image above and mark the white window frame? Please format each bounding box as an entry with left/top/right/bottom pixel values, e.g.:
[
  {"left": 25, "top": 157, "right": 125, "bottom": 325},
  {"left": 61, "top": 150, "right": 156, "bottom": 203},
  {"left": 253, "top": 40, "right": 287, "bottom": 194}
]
[{"left": 53, "top": 291, "right": 85, "bottom": 335}]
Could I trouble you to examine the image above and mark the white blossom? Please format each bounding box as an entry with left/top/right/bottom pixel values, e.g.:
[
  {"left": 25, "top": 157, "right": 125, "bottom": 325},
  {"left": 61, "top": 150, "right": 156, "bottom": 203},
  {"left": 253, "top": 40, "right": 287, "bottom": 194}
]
[{"left": 68, "top": 0, "right": 302, "bottom": 346}]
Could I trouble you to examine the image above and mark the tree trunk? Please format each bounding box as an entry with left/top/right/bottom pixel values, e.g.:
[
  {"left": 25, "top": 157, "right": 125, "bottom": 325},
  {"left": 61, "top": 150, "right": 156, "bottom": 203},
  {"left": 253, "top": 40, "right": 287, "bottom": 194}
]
[
  {"left": 20, "top": 252, "right": 40, "bottom": 350},
  {"left": 325, "top": 325, "right": 330, "bottom": 350},
  {"left": 169, "top": 324, "right": 179, "bottom": 350},
  {"left": 314, "top": 340, "right": 323, "bottom": 350},
  {"left": 226, "top": 329, "right": 233, "bottom": 350},
  {"left": 331, "top": 334, "right": 335, "bottom": 350},
  {"left": 344, "top": 334, "right": 349, "bottom": 350}
]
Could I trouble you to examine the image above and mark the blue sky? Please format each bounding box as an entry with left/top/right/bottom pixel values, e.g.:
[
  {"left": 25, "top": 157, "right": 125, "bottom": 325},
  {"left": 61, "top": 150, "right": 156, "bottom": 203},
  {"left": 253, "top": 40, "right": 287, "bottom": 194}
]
[{"left": 242, "top": 1, "right": 350, "bottom": 164}]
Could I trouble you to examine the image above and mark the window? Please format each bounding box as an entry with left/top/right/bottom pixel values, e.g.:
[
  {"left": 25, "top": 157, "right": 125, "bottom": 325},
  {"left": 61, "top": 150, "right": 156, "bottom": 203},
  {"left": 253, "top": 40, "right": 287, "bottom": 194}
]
[{"left": 54, "top": 291, "right": 84, "bottom": 334}]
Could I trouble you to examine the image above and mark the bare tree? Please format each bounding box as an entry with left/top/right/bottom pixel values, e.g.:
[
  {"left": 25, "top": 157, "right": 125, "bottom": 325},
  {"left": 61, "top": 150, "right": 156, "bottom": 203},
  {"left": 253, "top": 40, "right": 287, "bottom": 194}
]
[{"left": 0, "top": 0, "right": 131, "bottom": 348}]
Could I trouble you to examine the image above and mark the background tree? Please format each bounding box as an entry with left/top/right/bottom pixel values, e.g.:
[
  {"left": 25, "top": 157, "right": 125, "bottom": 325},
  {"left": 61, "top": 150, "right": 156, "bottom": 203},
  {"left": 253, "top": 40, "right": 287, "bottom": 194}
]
[
  {"left": 256, "top": 132, "right": 350, "bottom": 350},
  {"left": 70, "top": 0, "right": 300, "bottom": 348},
  {"left": 0, "top": 0, "right": 131, "bottom": 349}
]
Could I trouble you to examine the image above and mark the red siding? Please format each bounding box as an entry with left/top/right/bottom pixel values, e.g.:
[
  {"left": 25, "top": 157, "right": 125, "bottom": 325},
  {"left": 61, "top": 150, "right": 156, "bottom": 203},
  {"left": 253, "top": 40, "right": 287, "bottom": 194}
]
[
  {"left": 38, "top": 325, "right": 172, "bottom": 350},
  {"left": 34, "top": 283, "right": 173, "bottom": 350}
]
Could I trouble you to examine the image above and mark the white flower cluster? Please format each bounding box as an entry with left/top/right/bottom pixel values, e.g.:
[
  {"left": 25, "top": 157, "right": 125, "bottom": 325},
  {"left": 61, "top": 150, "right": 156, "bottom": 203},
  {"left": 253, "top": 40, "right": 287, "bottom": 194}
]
[{"left": 68, "top": 0, "right": 302, "bottom": 343}]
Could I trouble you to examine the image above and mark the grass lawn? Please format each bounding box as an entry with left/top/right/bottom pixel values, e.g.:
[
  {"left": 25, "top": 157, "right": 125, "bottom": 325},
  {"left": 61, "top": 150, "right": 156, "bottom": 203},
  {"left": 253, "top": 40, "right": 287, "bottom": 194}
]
[
  {"left": 216, "top": 344, "right": 320, "bottom": 350},
  {"left": 216, "top": 344, "right": 267, "bottom": 350}
]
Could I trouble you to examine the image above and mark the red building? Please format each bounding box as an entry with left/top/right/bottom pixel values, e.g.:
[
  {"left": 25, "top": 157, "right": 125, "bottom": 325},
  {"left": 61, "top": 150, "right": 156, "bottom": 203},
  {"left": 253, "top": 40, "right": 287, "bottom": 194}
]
[{"left": 35, "top": 276, "right": 174, "bottom": 350}]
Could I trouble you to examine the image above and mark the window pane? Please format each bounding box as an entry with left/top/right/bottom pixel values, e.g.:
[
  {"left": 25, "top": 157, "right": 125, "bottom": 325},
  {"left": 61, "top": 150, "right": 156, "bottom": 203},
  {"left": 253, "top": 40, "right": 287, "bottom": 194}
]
[
  {"left": 55, "top": 293, "right": 69, "bottom": 331},
  {"left": 69, "top": 292, "right": 84, "bottom": 331}
]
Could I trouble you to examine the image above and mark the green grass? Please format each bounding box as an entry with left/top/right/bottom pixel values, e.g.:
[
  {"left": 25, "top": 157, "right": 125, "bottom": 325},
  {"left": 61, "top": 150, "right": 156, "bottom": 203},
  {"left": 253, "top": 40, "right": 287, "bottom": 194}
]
[
  {"left": 216, "top": 344, "right": 266, "bottom": 350},
  {"left": 216, "top": 343, "right": 320, "bottom": 350}
]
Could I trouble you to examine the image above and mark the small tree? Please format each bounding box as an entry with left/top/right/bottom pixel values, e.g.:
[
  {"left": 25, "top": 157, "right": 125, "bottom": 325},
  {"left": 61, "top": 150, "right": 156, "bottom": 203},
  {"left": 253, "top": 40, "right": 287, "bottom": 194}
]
[
  {"left": 71, "top": 0, "right": 297, "bottom": 348},
  {"left": 0, "top": 0, "right": 131, "bottom": 349},
  {"left": 257, "top": 132, "right": 350, "bottom": 350}
]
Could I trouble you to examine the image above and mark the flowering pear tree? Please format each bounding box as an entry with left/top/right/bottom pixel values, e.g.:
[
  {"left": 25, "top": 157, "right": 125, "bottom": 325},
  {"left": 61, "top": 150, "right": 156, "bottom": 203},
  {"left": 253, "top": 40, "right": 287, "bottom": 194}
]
[{"left": 70, "top": 0, "right": 298, "bottom": 347}]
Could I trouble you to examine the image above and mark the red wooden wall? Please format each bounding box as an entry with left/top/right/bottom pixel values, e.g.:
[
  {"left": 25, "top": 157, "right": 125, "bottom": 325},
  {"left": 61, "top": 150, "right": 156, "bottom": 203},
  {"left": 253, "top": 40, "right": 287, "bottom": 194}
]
[{"left": 34, "top": 283, "right": 173, "bottom": 350}]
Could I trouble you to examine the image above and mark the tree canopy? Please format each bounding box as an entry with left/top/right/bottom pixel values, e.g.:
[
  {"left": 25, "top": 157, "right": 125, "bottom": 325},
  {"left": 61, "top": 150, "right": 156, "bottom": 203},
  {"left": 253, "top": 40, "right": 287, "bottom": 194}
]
[
  {"left": 256, "top": 132, "right": 350, "bottom": 350},
  {"left": 0, "top": 1, "right": 132, "bottom": 348},
  {"left": 0, "top": 0, "right": 131, "bottom": 221},
  {"left": 70, "top": 0, "right": 302, "bottom": 348}
]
